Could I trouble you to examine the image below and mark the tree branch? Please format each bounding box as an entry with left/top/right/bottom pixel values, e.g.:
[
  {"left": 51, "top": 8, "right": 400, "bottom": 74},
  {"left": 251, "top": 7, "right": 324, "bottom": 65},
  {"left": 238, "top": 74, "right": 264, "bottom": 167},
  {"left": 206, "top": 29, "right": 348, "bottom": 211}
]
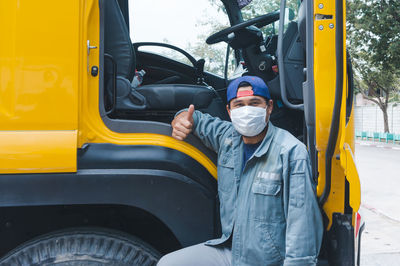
[
  {"left": 370, "top": 77, "right": 390, "bottom": 93},
  {"left": 360, "top": 91, "right": 382, "bottom": 107},
  {"left": 365, "top": 82, "right": 383, "bottom": 105}
]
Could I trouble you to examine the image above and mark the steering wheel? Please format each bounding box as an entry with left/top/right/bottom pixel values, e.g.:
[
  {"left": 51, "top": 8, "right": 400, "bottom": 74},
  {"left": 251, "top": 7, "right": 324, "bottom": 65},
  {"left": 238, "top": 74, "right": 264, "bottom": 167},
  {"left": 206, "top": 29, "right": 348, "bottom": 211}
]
[{"left": 206, "top": 11, "right": 280, "bottom": 45}]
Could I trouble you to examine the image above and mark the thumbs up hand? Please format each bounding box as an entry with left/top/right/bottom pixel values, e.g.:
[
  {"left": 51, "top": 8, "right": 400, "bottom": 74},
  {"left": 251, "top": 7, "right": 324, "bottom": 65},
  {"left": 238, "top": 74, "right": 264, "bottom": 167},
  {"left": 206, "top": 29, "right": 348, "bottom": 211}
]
[{"left": 171, "top": 104, "right": 195, "bottom": 141}]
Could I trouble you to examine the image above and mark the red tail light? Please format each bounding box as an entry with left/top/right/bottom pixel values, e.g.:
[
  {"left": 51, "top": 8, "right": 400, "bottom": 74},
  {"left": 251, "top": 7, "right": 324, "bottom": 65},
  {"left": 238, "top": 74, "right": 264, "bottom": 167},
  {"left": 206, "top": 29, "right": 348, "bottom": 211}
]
[{"left": 355, "top": 212, "right": 361, "bottom": 238}]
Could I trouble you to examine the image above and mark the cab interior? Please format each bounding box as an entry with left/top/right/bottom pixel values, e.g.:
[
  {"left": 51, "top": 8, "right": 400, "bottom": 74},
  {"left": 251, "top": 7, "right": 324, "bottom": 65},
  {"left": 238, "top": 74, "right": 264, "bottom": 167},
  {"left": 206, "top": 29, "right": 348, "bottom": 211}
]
[{"left": 100, "top": 0, "right": 306, "bottom": 142}]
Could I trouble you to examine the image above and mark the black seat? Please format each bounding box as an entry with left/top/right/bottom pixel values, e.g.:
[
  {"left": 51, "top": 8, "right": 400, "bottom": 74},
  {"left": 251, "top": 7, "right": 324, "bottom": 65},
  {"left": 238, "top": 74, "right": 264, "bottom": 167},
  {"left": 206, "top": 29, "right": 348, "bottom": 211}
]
[
  {"left": 135, "top": 84, "right": 229, "bottom": 122},
  {"left": 104, "top": 0, "right": 135, "bottom": 81},
  {"left": 297, "top": 0, "right": 306, "bottom": 52},
  {"left": 103, "top": 0, "right": 229, "bottom": 121}
]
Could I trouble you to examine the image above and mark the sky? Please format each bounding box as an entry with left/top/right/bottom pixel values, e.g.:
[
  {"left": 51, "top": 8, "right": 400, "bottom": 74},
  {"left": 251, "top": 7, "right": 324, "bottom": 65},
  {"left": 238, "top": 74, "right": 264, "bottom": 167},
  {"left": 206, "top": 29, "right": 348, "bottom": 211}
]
[{"left": 129, "top": 0, "right": 229, "bottom": 49}]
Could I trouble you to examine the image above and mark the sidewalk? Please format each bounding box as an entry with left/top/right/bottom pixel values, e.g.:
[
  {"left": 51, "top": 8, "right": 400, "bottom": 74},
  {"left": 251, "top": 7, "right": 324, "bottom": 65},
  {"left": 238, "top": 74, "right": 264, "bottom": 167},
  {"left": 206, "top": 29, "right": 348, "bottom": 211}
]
[
  {"left": 355, "top": 143, "right": 400, "bottom": 265},
  {"left": 355, "top": 139, "right": 400, "bottom": 150},
  {"left": 355, "top": 143, "right": 400, "bottom": 222}
]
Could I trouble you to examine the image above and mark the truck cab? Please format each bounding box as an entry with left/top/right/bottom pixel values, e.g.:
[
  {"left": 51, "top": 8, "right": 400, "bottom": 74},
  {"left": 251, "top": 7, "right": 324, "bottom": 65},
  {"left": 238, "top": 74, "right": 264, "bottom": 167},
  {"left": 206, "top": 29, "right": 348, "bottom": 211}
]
[{"left": 0, "top": 0, "right": 362, "bottom": 265}]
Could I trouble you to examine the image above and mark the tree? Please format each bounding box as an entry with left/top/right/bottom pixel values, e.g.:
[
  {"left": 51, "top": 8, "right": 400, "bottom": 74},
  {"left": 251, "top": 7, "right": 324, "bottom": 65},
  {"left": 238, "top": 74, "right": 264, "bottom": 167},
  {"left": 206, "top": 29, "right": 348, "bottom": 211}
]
[
  {"left": 347, "top": 0, "right": 400, "bottom": 132},
  {"left": 187, "top": 17, "right": 232, "bottom": 76}
]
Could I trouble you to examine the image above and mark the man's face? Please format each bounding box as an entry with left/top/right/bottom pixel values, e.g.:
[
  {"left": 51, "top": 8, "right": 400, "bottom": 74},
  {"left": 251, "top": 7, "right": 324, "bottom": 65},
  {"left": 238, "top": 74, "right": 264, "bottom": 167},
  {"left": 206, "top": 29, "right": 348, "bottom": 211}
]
[{"left": 226, "top": 86, "right": 273, "bottom": 121}]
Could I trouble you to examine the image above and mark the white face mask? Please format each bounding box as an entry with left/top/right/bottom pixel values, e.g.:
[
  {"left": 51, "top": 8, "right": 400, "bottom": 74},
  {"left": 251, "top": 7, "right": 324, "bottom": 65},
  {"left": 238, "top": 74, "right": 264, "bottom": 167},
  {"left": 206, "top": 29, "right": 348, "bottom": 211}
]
[{"left": 230, "top": 106, "right": 268, "bottom": 137}]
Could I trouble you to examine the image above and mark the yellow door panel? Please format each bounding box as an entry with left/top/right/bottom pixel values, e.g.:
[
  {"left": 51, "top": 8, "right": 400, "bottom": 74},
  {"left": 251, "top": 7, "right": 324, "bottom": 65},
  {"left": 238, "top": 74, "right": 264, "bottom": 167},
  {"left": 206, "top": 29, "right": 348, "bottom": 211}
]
[
  {"left": 0, "top": 130, "right": 77, "bottom": 173},
  {"left": 314, "top": 0, "right": 349, "bottom": 228},
  {"left": 0, "top": 1, "right": 80, "bottom": 173},
  {"left": 0, "top": 0, "right": 79, "bottom": 130}
]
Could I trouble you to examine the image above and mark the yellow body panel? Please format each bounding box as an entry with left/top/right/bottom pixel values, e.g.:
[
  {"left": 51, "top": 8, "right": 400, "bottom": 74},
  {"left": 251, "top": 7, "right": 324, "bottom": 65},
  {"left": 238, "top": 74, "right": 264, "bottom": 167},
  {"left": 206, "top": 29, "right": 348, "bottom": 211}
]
[
  {"left": 0, "top": 130, "right": 77, "bottom": 173},
  {"left": 0, "top": 0, "right": 80, "bottom": 173},
  {"left": 337, "top": 0, "right": 360, "bottom": 226},
  {"left": 314, "top": 0, "right": 360, "bottom": 228},
  {"left": 341, "top": 107, "right": 361, "bottom": 226}
]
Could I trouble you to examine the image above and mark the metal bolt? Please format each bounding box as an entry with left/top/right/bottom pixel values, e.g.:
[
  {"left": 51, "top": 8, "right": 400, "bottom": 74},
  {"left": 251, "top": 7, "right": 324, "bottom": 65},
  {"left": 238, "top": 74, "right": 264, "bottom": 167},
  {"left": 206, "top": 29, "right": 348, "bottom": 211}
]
[
  {"left": 318, "top": 25, "right": 324, "bottom": 30},
  {"left": 318, "top": 3, "right": 324, "bottom": 9},
  {"left": 329, "top": 23, "right": 334, "bottom": 29}
]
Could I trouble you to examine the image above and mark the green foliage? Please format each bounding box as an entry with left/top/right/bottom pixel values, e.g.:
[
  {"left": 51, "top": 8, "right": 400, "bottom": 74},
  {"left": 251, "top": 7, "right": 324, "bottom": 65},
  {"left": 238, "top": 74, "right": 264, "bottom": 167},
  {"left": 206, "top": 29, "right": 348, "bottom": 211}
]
[
  {"left": 188, "top": 41, "right": 235, "bottom": 76},
  {"left": 186, "top": 14, "right": 232, "bottom": 76},
  {"left": 347, "top": 0, "right": 400, "bottom": 100},
  {"left": 241, "top": 0, "right": 279, "bottom": 36},
  {"left": 174, "top": 1, "right": 229, "bottom": 76},
  {"left": 347, "top": 0, "right": 400, "bottom": 70},
  {"left": 347, "top": 0, "right": 400, "bottom": 132},
  {"left": 240, "top": 0, "right": 298, "bottom": 19}
]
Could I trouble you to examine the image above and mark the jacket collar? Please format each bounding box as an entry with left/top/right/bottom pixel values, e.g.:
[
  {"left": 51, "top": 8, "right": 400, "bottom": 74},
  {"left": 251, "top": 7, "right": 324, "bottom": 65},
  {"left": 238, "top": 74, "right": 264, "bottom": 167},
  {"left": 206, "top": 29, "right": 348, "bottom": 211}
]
[
  {"left": 254, "top": 121, "right": 276, "bottom": 157},
  {"left": 232, "top": 121, "right": 276, "bottom": 158},
  {"left": 230, "top": 122, "right": 275, "bottom": 179}
]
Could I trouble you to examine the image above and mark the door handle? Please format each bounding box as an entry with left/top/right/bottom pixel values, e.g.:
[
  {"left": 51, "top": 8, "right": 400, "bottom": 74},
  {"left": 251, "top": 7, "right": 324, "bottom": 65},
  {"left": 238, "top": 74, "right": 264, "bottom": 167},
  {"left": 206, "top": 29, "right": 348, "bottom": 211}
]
[
  {"left": 87, "top": 40, "right": 98, "bottom": 73},
  {"left": 87, "top": 40, "right": 97, "bottom": 55}
]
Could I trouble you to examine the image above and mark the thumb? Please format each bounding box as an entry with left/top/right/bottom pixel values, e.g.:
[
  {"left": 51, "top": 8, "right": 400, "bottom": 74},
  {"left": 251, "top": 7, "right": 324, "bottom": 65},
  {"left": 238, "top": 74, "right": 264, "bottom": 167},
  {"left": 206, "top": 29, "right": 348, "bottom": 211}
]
[{"left": 187, "top": 104, "right": 195, "bottom": 120}]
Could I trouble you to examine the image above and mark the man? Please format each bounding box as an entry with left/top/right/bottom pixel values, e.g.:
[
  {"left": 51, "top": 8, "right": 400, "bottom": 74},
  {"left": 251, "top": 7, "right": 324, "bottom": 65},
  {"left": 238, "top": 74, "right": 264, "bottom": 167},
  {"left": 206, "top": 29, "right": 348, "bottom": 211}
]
[{"left": 158, "top": 76, "right": 323, "bottom": 266}]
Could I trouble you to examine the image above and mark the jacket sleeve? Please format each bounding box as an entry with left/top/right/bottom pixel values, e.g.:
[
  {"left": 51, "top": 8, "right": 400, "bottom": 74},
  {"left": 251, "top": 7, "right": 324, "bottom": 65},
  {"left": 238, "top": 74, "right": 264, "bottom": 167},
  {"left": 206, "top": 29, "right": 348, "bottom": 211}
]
[
  {"left": 175, "top": 109, "right": 232, "bottom": 153},
  {"left": 283, "top": 156, "right": 323, "bottom": 266}
]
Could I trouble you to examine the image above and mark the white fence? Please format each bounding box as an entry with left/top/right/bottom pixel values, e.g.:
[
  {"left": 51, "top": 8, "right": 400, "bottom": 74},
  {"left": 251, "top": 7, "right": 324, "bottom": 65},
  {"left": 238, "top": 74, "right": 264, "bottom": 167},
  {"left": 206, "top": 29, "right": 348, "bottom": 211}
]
[{"left": 354, "top": 104, "right": 400, "bottom": 134}]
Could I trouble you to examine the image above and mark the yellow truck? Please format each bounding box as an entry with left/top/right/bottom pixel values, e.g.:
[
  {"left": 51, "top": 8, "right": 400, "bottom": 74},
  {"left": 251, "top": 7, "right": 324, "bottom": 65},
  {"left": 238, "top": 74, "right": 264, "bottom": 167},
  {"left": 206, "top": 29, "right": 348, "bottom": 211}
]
[{"left": 0, "top": 0, "right": 363, "bottom": 265}]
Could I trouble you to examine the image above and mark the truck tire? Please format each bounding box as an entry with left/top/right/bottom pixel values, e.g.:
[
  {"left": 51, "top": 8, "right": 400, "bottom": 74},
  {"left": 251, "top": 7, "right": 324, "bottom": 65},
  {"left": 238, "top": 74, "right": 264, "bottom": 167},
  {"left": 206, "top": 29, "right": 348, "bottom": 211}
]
[{"left": 0, "top": 228, "right": 161, "bottom": 266}]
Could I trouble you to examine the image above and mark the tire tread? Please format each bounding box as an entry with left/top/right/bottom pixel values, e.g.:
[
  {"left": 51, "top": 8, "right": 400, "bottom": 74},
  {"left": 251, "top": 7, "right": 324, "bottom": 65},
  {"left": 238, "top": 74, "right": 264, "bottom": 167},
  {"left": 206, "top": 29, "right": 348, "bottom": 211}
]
[{"left": 0, "top": 228, "right": 160, "bottom": 266}]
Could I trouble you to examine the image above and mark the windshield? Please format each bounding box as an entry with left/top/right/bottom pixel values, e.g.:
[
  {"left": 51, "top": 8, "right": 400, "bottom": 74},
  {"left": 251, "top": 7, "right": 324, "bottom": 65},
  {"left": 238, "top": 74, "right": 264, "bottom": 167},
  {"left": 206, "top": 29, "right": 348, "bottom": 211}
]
[
  {"left": 129, "top": 0, "right": 230, "bottom": 75},
  {"left": 240, "top": 0, "right": 299, "bottom": 36},
  {"left": 241, "top": 0, "right": 299, "bottom": 18}
]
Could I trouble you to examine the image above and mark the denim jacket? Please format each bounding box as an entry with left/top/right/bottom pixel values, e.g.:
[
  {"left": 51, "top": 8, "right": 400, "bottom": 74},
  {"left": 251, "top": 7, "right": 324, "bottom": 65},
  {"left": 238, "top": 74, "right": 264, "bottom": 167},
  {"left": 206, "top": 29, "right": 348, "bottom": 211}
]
[{"left": 189, "top": 110, "right": 323, "bottom": 266}]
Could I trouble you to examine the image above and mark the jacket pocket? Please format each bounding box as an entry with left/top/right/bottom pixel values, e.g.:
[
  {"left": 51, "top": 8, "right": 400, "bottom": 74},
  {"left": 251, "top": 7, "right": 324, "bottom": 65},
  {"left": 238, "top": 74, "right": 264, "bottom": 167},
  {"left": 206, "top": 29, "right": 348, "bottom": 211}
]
[
  {"left": 258, "top": 221, "right": 285, "bottom": 262},
  {"left": 250, "top": 173, "right": 284, "bottom": 222},
  {"left": 241, "top": 220, "right": 284, "bottom": 265},
  {"left": 252, "top": 182, "right": 281, "bottom": 195},
  {"left": 217, "top": 154, "right": 235, "bottom": 193}
]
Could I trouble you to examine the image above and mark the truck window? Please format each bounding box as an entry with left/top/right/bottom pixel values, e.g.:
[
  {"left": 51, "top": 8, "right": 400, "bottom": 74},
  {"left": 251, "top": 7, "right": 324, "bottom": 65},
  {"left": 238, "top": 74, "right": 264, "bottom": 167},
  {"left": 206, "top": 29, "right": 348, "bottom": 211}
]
[
  {"left": 129, "top": 0, "right": 230, "bottom": 76},
  {"left": 241, "top": 0, "right": 298, "bottom": 37}
]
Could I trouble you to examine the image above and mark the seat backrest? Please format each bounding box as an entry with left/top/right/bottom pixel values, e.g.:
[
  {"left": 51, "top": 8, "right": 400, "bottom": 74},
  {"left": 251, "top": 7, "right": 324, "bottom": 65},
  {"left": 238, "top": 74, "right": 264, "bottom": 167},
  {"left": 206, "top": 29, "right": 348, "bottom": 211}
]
[
  {"left": 297, "top": 0, "right": 306, "bottom": 51},
  {"left": 104, "top": 0, "right": 135, "bottom": 81},
  {"left": 135, "top": 84, "right": 230, "bottom": 121}
]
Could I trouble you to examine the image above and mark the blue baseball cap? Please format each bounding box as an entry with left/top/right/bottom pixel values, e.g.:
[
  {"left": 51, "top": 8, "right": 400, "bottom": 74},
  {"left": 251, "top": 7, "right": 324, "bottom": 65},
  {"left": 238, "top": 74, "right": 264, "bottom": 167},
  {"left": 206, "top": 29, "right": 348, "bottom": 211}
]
[{"left": 227, "top": 76, "right": 271, "bottom": 103}]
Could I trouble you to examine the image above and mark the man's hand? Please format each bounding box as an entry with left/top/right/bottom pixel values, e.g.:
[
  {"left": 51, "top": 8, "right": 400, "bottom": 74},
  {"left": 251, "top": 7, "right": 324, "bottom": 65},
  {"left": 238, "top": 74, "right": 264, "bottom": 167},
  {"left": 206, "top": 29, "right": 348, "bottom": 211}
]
[{"left": 171, "top": 104, "right": 195, "bottom": 141}]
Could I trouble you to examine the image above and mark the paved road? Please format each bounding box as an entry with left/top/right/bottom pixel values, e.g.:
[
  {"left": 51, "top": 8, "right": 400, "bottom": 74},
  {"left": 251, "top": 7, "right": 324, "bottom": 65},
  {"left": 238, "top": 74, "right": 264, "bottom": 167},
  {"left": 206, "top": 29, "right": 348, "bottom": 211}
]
[{"left": 355, "top": 143, "right": 400, "bottom": 265}]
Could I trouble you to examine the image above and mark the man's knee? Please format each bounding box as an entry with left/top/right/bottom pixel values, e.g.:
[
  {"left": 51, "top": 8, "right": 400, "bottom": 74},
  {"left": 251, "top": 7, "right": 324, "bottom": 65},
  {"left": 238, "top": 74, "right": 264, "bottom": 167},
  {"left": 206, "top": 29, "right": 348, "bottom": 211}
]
[
  {"left": 156, "top": 244, "right": 204, "bottom": 266},
  {"left": 157, "top": 250, "right": 186, "bottom": 266},
  {"left": 156, "top": 243, "right": 231, "bottom": 266},
  {"left": 156, "top": 253, "right": 171, "bottom": 266}
]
